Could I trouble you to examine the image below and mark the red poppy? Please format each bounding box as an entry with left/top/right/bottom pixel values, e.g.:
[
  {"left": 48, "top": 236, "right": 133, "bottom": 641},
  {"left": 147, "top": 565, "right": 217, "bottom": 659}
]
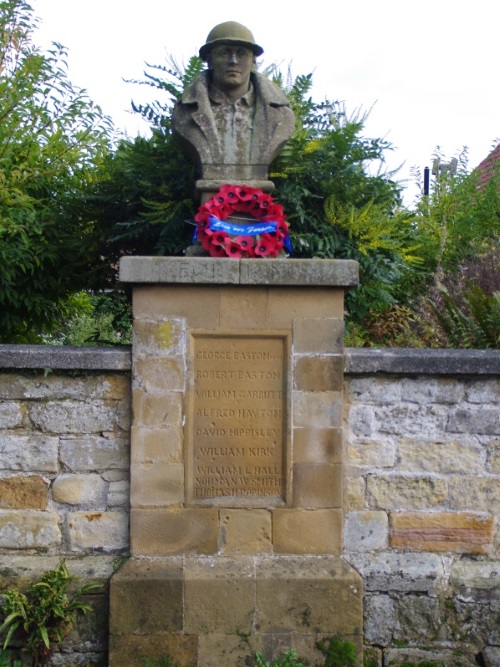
[
  {"left": 209, "top": 243, "right": 227, "bottom": 257},
  {"left": 249, "top": 202, "right": 265, "bottom": 218},
  {"left": 233, "top": 235, "right": 254, "bottom": 251},
  {"left": 264, "top": 203, "right": 285, "bottom": 219},
  {"left": 212, "top": 231, "right": 228, "bottom": 246},
  {"left": 219, "top": 184, "right": 242, "bottom": 200},
  {"left": 254, "top": 234, "right": 277, "bottom": 257},
  {"left": 273, "top": 238, "right": 285, "bottom": 254},
  {"left": 276, "top": 220, "right": 289, "bottom": 237},
  {"left": 258, "top": 194, "right": 274, "bottom": 209},
  {"left": 225, "top": 240, "right": 243, "bottom": 258},
  {"left": 236, "top": 200, "right": 255, "bottom": 214},
  {"left": 202, "top": 231, "right": 219, "bottom": 250},
  {"left": 194, "top": 211, "right": 210, "bottom": 225},
  {"left": 197, "top": 230, "right": 210, "bottom": 245},
  {"left": 238, "top": 186, "right": 259, "bottom": 201}
]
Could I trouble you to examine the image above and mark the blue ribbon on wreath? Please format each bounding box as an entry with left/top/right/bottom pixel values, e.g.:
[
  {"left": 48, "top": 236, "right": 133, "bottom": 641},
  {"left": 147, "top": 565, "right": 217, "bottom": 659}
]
[
  {"left": 208, "top": 216, "right": 278, "bottom": 236},
  {"left": 191, "top": 215, "right": 292, "bottom": 253}
]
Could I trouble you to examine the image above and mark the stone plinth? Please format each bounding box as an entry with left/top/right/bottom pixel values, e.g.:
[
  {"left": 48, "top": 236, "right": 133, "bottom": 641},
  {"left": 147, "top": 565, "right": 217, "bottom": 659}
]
[{"left": 110, "top": 257, "right": 362, "bottom": 666}]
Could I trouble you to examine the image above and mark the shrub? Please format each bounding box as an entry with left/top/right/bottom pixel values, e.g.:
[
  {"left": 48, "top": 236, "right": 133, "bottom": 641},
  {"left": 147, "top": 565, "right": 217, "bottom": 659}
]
[{"left": 0, "top": 560, "right": 100, "bottom": 667}]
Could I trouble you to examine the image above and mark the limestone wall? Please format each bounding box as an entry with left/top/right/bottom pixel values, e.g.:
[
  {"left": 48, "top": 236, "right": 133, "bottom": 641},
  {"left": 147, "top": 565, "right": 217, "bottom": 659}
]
[
  {"left": 343, "top": 350, "right": 499, "bottom": 667},
  {"left": 0, "top": 345, "right": 498, "bottom": 666},
  {"left": 0, "top": 347, "right": 131, "bottom": 667}
]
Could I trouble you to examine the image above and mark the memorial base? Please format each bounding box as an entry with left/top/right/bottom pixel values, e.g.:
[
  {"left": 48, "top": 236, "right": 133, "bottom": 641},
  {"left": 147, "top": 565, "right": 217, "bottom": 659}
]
[
  {"left": 109, "top": 556, "right": 363, "bottom": 667},
  {"left": 111, "top": 257, "right": 362, "bottom": 666}
]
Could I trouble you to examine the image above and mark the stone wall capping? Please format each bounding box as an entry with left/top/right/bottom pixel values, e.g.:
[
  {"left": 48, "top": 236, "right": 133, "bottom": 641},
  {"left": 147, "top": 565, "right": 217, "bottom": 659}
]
[
  {"left": 0, "top": 344, "right": 131, "bottom": 370},
  {"left": 119, "top": 256, "right": 359, "bottom": 287},
  {"left": 2, "top": 345, "right": 498, "bottom": 376},
  {"left": 345, "top": 347, "right": 500, "bottom": 376}
]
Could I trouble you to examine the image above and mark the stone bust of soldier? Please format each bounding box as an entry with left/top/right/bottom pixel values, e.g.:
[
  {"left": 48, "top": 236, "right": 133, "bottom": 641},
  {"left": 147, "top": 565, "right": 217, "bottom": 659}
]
[{"left": 172, "top": 21, "right": 295, "bottom": 200}]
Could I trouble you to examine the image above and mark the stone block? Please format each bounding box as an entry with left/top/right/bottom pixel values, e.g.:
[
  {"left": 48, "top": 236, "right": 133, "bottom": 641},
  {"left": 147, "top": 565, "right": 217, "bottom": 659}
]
[
  {"left": 67, "top": 511, "right": 129, "bottom": 552},
  {"left": 0, "top": 374, "right": 129, "bottom": 400},
  {"left": 448, "top": 476, "right": 500, "bottom": 513},
  {"left": 255, "top": 556, "right": 363, "bottom": 635},
  {"left": 372, "top": 404, "right": 449, "bottom": 436},
  {"left": 347, "top": 438, "right": 396, "bottom": 469},
  {"left": 397, "top": 436, "right": 484, "bottom": 474},
  {"left": 109, "top": 633, "right": 197, "bottom": 667},
  {"left": 273, "top": 509, "right": 342, "bottom": 554},
  {"left": 220, "top": 509, "right": 272, "bottom": 554},
  {"left": 0, "top": 511, "right": 61, "bottom": 548},
  {"left": 130, "top": 463, "right": 184, "bottom": 507},
  {"left": 122, "top": 256, "right": 240, "bottom": 285},
  {"left": 447, "top": 406, "right": 499, "bottom": 435},
  {"left": 347, "top": 551, "right": 446, "bottom": 593},
  {"left": 49, "top": 651, "right": 106, "bottom": 666},
  {"left": 198, "top": 633, "right": 260, "bottom": 667},
  {"left": 293, "top": 318, "right": 343, "bottom": 354},
  {"left": 130, "top": 425, "right": 182, "bottom": 464},
  {"left": 60, "top": 435, "right": 129, "bottom": 472},
  {"left": 483, "top": 646, "right": 500, "bottom": 667},
  {"left": 63, "top": 593, "right": 108, "bottom": 652},
  {"left": 133, "top": 284, "right": 221, "bottom": 328},
  {"left": 348, "top": 377, "right": 401, "bottom": 404},
  {"left": 392, "top": 594, "right": 444, "bottom": 644},
  {"left": 0, "top": 401, "right": 22, "bottom": 428},
  {"left": 292, "top": 463, "right": 342, "bottom": 508},
  {"left": 293, "top": 428, "right": 342, "bottom": 464},
  {"left": 0, "top": 475, "right": 48, "bottom": 509},
  {"left": 344, "top": 511, "right": 388, "bottom": 552},
  {"left": 348, "top": 405, "right": 375, "bottom": 437},
  {"left": 344, "top": 476, "right": 366, "bottom": 511},
  {"left": 0, "top": 435, "right": 59, "bottom": 472},
  {"left": 390, "top": 512, "right": 495, "bottom": 553},
  {"left": 487, "top": 439, "right": 500, "bottom": 472},
  {"left": 239, "top": 259, "right": 358, "bottom": 287},
  {"left": 184, "top": 556, "right": 255, "bottom": 634},
  {"left": 364, "top": 594, "right": 397, "bottom": 643},
  {"left": 367, "top": 475, "right": 447, "bottom": 510},
  {"left": 107, "top": 479, "right": 129, "bottom": 508},
  {"left": 384, "top": 647, "right": 478, "bottom": 667},
  {"left": 401, "top": 377, "right": 464, "bottom": 404},
  {"left": 28, "top": 400, "right": 128, "bottom": 434},
  {"left": 450, "top": 560, "right": 500, "bottom": 601},
  {"left": 465, "top": 378, "right": 500, "bottom": 404},
  {"left": 282, "top": 634, "right": 362, "bottom": 667},
  {"left": 132, "top": 390, "right": 182, "bottom": 428},
  {"left": 293, "top": 391, "right": 342, "bottom": 429},
  {"left": 0, "top": 554, "right": 118, "bottom": 590},
  {"left": 266, "top": 288, "right": 343, "bottom": 328},
  {"left": 132, "top": 318, "right": 185, "bottom": 357},
  {"left": 101, "top": 469, "right": 126, "bottom": 482},
  {"left": 293, "top": 356, "right": 343, "bottom": 392},
  {"left": 130, "top": 508, "right": 218, "bottom": 556},
  {"left": 52, "top": 474, "right": 107, "bottom": 507},
  {"left": 219, "top": 287, "right": 268, "bottom": 329},
  {"left": 133, "top": 356, "right": 184, "bottom": 393},
  {"left": 110, "top": 558, "right": 183, "bottom": 635}
]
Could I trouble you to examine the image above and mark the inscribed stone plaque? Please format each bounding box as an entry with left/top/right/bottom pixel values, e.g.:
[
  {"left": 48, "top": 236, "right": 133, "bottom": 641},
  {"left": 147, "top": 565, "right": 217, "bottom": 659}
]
[{"left": 187, "top": 334, "right": 287, "bottom": 506}]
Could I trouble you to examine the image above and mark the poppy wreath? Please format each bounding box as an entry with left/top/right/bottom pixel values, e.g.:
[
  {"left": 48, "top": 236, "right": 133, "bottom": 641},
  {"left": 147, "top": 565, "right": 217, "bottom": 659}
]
[{"left": 193, "top": 184, "right": 290, "bottom": 258}]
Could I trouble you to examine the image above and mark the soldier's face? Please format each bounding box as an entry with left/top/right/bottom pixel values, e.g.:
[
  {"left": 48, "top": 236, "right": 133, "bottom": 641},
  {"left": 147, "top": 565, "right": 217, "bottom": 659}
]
[{"left": 209, "top": 44, "right": 253, "bottom": 94}]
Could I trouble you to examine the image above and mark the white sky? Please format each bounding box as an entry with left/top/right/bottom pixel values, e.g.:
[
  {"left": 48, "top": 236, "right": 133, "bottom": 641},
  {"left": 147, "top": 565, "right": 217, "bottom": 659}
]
[{"left": 30, "top": 0, "right": 499, "bottom": 206}]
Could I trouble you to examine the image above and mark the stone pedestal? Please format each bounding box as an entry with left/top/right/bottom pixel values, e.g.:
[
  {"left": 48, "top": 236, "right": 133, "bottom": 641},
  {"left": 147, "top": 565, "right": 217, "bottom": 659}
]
[{"left": 110, "top": 257, "right": 362, "bottom": 667}]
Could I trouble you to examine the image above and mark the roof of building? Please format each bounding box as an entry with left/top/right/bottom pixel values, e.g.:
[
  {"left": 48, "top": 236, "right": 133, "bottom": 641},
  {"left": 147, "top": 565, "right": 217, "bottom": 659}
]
[{"left": 474, "top": 143, "right": 500, "bottom": 188}]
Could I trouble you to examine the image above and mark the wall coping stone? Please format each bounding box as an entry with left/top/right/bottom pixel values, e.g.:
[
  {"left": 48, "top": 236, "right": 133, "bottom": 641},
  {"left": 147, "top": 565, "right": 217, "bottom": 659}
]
[
  {"left": 119, "top": 256, "right": 359, "bottom": 287},
  {"left": 0, "top": 345, "right": 131, "bottom": 370},
  {"left": 0, "top": 345, "right": 498, "bottom": 376},
  {"left": 344, "top": 347, "right": 500, "bottom": 376}
]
